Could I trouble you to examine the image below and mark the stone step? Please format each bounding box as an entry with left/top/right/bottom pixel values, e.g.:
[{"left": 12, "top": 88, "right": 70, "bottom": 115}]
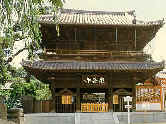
[{"left": 78, "top": 113, "right": 115, "bottom": 124}]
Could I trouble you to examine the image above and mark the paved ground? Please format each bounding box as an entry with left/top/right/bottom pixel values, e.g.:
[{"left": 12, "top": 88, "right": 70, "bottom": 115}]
[{"left": 134, "top": 122, "right": 166, "bottom": 124}]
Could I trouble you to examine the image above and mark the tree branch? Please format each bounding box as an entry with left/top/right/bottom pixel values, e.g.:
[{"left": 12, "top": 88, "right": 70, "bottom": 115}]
[{"left": 7, "top": 47, "right": 28, "bottom": 63}]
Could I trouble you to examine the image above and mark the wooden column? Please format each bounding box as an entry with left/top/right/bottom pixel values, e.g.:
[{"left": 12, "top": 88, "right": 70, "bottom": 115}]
[
  {"left": 108, "top": 73, "right": 113, "bottom": 112},
  {"left": 76, "top": 73, "right": 81, "bottom": 112},
  {"left": 132, "top": 78, "right": 136, "bottom": 111},
  {"left": 115, "top": 27, "right": 118, "bottom": 50},
  {"left": 74, "top": 28, "right": 77, "bottom": 41},
  {"left": 134, "top": 29, "right": 137, "bottom": 49},
  {"left": 76, "top": 87, "right": 80, "bottom": 112},
  {"left": 50, "top": 82, "right": 56, "bottom": 112}
]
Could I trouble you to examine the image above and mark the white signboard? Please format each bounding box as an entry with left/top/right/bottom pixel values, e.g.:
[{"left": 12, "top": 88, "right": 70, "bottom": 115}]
[{"left": 125, "top": 105, "right": 132, "bottom": 109}]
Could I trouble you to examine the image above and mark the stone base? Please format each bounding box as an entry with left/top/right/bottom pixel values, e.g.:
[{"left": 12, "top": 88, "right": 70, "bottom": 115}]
[
  {"left": 24, "top": 112, "right": 166, "bottom": 124},
  {"left": 0, "top": 119, "right": 16, "bottom": 124}
]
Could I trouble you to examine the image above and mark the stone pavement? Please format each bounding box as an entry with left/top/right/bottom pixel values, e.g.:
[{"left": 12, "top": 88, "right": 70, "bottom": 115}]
[{"left": 134, "top": 122, "right": 166, "bottom": 124}]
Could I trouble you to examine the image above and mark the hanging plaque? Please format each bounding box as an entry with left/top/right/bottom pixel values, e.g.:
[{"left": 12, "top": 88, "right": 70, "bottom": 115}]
[{"left": 113, "top": 95, "right": 119, "bottom": 104}]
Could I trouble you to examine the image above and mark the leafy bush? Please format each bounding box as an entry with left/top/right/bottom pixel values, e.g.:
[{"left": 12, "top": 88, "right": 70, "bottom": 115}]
[{"left": 0, "top": 68, "right": 52, "bottom": 109}]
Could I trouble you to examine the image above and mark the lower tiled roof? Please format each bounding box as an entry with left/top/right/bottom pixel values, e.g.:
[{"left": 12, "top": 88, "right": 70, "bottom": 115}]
[{"left": 22, "top": 60, "right": 164, "bottom": 72}]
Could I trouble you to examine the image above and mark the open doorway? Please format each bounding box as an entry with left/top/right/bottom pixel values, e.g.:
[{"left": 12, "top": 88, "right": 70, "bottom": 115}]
[{"left": 113, "top": 88, "right": 132, "bottom": 112}]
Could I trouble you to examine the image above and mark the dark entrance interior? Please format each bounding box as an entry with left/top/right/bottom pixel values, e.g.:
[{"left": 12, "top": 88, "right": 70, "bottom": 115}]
[{"left": 113, "top": 88, "right": 132, "bottom": 112}]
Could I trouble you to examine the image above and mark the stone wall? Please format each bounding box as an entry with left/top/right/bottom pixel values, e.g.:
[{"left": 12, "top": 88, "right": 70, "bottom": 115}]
[
  {"left": 0, "top": 119, "right": 16, "bottom": 124},
  {"left": 7, "top": 108, "right": 24, "bottom": 124}
]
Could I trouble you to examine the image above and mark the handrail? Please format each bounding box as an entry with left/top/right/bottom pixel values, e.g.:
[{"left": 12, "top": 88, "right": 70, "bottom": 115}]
[{"left": 45, "top": 49, "right": 150, "bottom": 57}]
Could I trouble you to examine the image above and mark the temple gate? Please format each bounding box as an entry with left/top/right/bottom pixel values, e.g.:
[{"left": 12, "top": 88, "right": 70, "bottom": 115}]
[{"left": 22, "top": 9, "right": 164, "bottom": 112}]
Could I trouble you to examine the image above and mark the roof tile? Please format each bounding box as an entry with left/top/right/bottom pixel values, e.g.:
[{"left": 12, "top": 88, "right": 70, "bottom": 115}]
[
  {"left": 38, "top": 9, "right": 164, "bottom": 26},
  {"left": 22, "top": 60, "right": 164, "bottom": 72}
]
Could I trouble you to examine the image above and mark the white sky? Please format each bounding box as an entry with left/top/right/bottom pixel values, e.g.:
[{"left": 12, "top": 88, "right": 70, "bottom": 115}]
[{"left": 64, "top": 0, "right": 166, "bottom": 61}]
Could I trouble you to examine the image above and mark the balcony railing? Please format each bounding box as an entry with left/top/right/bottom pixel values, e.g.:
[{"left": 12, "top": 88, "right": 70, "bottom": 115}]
[
  {"left": 46, "top": 40, "right": 136, "bottom": 51},
  {"left": 44, "top": 49, "right": 150, "bottom": 58}
]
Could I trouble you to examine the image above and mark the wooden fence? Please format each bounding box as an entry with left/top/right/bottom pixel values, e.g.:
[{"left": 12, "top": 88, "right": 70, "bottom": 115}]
[
  {"left": 23, "top": 99, "right": 53, "bottom": 113},
  {"left": 33, "top": 100, "right": 53, "bottom": 113}
]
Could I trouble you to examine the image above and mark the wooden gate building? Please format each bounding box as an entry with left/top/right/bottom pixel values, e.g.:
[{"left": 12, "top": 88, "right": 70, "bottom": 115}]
[{"left": 22, "top": 9, "right": 164, "bottom": 112}]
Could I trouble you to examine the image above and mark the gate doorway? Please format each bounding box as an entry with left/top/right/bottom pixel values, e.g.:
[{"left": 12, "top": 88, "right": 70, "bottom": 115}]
[
  {"left": 55, "top": 89, "right": 76, "bottom": 113},
  {"left": 113, "top": 88, "right": 132, "bottom": 112},
  {"left": 80, "top": 88, "right": 108, "bottom": 112}
]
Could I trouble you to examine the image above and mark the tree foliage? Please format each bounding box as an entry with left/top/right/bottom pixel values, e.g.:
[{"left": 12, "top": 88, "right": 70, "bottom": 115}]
[
  {"left": 0, "top": 68, "right": 52, "bottom": 109},
  {"left": 0, "top": 0, "right": 63, "bottom": 84}
]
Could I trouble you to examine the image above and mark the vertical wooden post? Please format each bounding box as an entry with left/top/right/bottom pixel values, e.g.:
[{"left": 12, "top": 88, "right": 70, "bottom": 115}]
[
  {"left": 50, "top": 82, "right": 56, "bottom": 112},
  {"left": 115, "top": 27, "right": 118, "bottom": 41},
  {"left": 74, "top": 27, "right": 77, "bottom": 41},
  {"left": 108, "top": 73, "right": 113, "bottom": 112},
  {"left": 115, "top": 27, "right": 118, "bottom": 49},
  {"left": 160, "top": 86, "right": 163, "bottom": 111},
  {"left": 76, "top": 73, "right": 81, "bottom": 112},
  {"left": 132, "top": 78, "right": 136, "bottom": 111},
  {"left": 134, "top": 29, "right": 137, "bottom": 49},
  {"left": 76, "top": 87, "right": 81, "bottom": 112}
]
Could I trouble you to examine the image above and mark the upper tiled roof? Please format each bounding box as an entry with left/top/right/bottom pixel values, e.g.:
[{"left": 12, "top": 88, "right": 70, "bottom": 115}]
[{"left": 38, "top": 9, "right": 164, "bottom": 26}]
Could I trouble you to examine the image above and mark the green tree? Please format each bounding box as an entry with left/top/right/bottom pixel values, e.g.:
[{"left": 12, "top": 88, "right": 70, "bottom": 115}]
[
  {"left": 0, "top": 0, "right": 63, "bottom": 84},
  {"left": 0, "top": 67, "right": 52, "bottom": 109}
]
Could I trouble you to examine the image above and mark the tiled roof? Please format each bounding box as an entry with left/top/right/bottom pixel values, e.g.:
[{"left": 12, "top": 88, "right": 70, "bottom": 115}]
[
  {"left": 22, "top": 60, "right": 164, "bottom": 72},
  {"left": 38, "top": 9, "right": 164, "bottom": 26}
]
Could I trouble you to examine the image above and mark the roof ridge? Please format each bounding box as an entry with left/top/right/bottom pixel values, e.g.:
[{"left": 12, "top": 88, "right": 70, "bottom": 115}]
[{"left": 60, "top": 8, "right": 135, "bottom": 16}]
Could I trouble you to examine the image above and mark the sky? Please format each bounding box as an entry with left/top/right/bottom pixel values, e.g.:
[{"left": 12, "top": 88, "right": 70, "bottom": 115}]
[
  {"left": 64, "top": 0, "right": 166, "bottom": 20},
  {"left": 11, "top": 0, "right": 166, "bottom": 67}
]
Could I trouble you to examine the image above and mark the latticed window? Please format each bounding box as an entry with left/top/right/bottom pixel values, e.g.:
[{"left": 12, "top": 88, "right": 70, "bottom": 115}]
[{"left": 62, "top": 95, "right": 72, "bottom": 104}]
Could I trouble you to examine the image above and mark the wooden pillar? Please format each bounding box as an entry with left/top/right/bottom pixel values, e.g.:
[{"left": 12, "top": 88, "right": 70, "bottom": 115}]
[
  {"left": 134, "top": 29, "right": 137, "bottom": 49},
  {"left": 132, "top": 78, "right": 136, "bottom": 111},
  {"left": 115, "top": 27, "right": 118, "bottom": 50},
  {"left": 50, "top": 82, "right": 56, "bottom": 112},
  {"left": 74, "top": 28, "right": 77, "bottom": 41},
  {"left": 108, "top": 73, "right": 113, "bottom": 112},
  {"left": 76, "top": 88, "right": 80, "bottom": 112},
  {"left": 76, "top": 73, "right": 81, "bottom": 112}
]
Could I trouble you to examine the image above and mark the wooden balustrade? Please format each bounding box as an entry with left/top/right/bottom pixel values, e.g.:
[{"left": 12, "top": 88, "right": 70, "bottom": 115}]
[
  {"left": 81, "top": 103, "right": 108, "bottom": 112},
  {"left": 45, "top": 49, "right": 148, "bottom": 57}
]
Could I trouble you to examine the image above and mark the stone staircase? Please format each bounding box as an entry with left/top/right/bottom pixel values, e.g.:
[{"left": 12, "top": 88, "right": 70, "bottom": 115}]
[
  {"left": 78, "top": 112, "right": 115, "bottom": 124},
  {"left": 24, "top": 112, "right": 166, "bottom": 124},
  {"left": 24, "top": 112, "right": 116, "bottom": 124}
]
